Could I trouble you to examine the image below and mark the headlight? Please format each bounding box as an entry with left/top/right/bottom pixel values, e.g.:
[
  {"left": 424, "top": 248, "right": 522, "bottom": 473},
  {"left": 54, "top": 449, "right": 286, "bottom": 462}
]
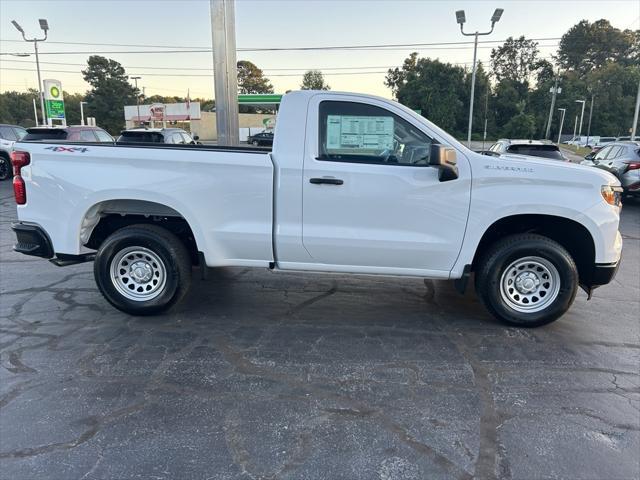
[{"left": 601, "top": 185, "right": 623, "bottom": 207}]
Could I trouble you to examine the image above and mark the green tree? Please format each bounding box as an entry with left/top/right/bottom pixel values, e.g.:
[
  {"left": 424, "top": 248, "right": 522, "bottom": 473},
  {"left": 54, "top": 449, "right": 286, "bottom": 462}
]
[
  {"left": 300, "top": 70, "right": 330, "bottom": 90},
  {"left": 490, "top": 36, "right": 541, "bottom": 85},
  {"left": 0, "top": 89, "right": 40, "bottom": 127},
  {"left": 237, "top": 60, "right": 273, "bottom": 94},
  {"left": 82, "top": 56, "right": 138, "bottom": 134},
  {"left": 385, "top": 53, "right": 467, "bottom": 135},
  {"left": 62, "top": 91, "right": 87, "bottom": 126},
  {"left": 558, "top": 20, "right": 638, "bottom": 75}
]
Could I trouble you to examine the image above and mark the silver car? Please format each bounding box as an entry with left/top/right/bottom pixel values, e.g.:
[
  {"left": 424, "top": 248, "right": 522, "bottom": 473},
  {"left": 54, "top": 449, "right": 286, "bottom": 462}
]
[{"left": 581, "top": 141, "right": 640, "bottom": 198}]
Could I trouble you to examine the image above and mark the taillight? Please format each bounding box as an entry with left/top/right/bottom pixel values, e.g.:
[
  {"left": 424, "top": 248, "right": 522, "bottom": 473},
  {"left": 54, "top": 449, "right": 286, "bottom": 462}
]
[
  {"left": 11, "top": 150, "right": 30, "bottom": 175},
  {"left": 13, "top": 176, "right": 26, "bottom": 205},
  {"left": 10, "top": 151, "right": 30, "bottom": 205},
  {"left": 626, "top": 161, "right": 640, "bottom": 171}
]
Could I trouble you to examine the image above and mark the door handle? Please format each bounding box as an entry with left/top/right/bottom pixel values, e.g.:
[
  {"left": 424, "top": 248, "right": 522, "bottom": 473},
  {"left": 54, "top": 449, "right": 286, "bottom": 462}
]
[{"left": 309, "top": 177, "right": 344, "bottom": 185}]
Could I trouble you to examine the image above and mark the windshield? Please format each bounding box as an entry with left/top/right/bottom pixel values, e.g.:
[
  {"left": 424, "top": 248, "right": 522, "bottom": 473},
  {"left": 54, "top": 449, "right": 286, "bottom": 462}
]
[{"left": 506, "top": 145, "right": 564, "bottom": 160}]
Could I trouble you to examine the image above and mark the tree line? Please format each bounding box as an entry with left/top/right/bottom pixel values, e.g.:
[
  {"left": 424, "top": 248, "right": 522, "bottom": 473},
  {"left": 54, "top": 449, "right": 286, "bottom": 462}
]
[
  {"left": 386, "top": 19, "right": 639, "bottom": 139},
  {"left": 0, "top": 19, "right": 637, "bottom": 138}
]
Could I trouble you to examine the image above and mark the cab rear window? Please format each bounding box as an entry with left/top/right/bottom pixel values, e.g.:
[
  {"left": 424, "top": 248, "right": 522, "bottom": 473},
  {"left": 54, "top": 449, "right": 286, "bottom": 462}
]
[
  {"left": 117, "top": 132, "right": 164, "bottom": 143},
  {"left": 23, "top": 129, "right": 68, "bottom": 141},
  {"left": 506, "top": 145, "right": 564, "bottom": 160}
]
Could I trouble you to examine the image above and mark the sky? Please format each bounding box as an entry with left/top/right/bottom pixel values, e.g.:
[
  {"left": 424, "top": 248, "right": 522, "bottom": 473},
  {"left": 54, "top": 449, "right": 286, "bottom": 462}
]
[{"left": 0, "top": 0, "right": 638, "bottom": 100}]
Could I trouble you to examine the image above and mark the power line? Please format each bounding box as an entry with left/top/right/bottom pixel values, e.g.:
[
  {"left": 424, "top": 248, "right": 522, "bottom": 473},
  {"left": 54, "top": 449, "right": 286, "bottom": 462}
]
[
  {"left": 0, "top": 58, "right": 486, "bottom": 71},
  {"left": 0, "top": 37, "right": 562, "bottom": 51},
  {"left": 0, "top": 44, "right": 562, "bottom": 56}
]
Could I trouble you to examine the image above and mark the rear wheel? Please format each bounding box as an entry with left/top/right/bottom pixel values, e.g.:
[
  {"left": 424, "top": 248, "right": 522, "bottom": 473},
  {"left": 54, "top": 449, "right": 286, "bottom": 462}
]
[
  {"left": 94, "top": 224, "right": 191, "bottom": 315},
  {"left": 0, "top": 154, "right": 11, "bottom": 180},
  {"left": 475, "top": 234, "right": 578, "bottom": 327},
  {"left": 252, "top": 140, "right": 259, "bottom": 146}
]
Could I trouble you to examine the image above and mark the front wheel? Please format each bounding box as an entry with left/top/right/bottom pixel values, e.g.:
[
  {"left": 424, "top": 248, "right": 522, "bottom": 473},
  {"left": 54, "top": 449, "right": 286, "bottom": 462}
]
[
  {"left": 475, "top": 234, "right": 578, "bottom": 327},
  {"left": 94, "top": 224, "right": 191, "bottom": 315},
  {"left": 0, "top": 155, "right": 11, "bottom": 180}
]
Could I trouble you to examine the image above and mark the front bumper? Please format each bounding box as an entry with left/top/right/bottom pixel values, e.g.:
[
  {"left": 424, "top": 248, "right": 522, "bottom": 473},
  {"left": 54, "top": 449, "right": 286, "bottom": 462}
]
[
  {"left": 590, "top": 261, "right": 620, "bottom": 287},
  {"left": 12, "top": 222, "right": 54, "bottom": 258}
]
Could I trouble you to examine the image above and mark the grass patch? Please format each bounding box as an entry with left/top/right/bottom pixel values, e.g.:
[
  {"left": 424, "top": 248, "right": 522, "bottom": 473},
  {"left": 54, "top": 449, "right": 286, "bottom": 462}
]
[{"left": 560, "top": 144, "right": 591, "bottom": 156}]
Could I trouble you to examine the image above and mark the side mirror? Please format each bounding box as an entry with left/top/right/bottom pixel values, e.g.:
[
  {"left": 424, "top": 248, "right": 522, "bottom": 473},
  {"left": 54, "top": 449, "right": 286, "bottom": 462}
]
[
  {"left": 429, "top": 144, "right": 458, "bottom": 182},
  {"left": 193, "top": 135, "right": 200, "bottom": 141}
]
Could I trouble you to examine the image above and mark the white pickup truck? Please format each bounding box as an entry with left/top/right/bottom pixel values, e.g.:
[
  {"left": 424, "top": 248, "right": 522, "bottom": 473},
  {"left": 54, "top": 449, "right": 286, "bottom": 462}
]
[{"left": 10, "top": 91, "right": 623, "bottom": 327}]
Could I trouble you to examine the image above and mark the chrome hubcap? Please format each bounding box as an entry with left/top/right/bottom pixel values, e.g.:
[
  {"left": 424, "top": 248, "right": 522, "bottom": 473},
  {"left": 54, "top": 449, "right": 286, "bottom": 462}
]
[
  {"left": 110, "top": 247, "right": 166, "bottom": 301},
  {"left": 500, "top": 256, "right": 560, "bottom": 313}
]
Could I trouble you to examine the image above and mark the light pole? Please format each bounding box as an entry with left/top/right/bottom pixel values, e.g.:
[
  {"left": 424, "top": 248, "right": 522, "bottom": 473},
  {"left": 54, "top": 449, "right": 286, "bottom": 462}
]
[
  {"left": 456, "top": 7, "right": 503, "bottom": 148},
  {"left": 557, "top": 108, "right": 566, "bottom": 144},
  {"left": 575, "top": 99, "right": 586, "bottom": 140},
  {"left": 12, "top": 19, "right": 49, "bottom": 126},
  {"left": 80, "top": 101, "right": 88, "bottom": 126},
  {"left": 632, "top": 78, "right": 640, "bottom": 141},
  {"left": 572, "top": 115, "right": 578, "bottom": 142},
  {"left": 130, "top": 76, "right": 142, "bottom": 126},
  {"left": 586, "top": 93, "right": 594, "bottom": 147}
]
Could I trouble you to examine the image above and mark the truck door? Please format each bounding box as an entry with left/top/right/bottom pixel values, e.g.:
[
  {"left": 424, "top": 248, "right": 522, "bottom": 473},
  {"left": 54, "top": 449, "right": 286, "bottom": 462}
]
[{"left": 301, "top": 97, "right": 471, "bottom": 275}]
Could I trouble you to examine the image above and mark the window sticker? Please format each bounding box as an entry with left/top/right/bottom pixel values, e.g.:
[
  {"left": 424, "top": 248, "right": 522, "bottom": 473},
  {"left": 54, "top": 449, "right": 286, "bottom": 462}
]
[{"left": 326, "top": 115, "right": 394, "bottom": 151}]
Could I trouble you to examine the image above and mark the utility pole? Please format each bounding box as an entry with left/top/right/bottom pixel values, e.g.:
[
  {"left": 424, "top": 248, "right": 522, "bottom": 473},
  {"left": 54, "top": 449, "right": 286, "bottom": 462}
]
[
  {"left": 482, "top": 85, "right": 489, "bottom": 151},
  {"left": 544, "top": 74, "right": 561, "bottom": 140},
  {"left": 130, "top": 76, "right": 142, "bottom": 126},
  {"left": 632, "top": 78, "right": 640, "bottom": 141},
  {"left": 455, "top": 7, "right": 503, "bottom": 148},
  {"left": 12, "top": 19, "right": 49, "bottom": 126},
  {"left": 586, "top": 93, "right": 594, "bottom": 147},
  {"left": 210, "top": 0, "right": 240, "bottom": 146},
  {"left": 572, "top": 115, "right": 578, "bottom": 142},
  {"left": 557, "top": 108, "right": 566, "bottom": 144}
]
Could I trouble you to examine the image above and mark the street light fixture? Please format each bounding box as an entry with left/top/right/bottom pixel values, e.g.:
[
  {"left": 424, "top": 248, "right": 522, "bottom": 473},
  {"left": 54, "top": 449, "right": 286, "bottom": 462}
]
[
  {"left": 456, "top": 8, "right": 504, "bottom": 148},
  {"left": 130, "top": 76, "right": 142, "bottom": 126},
  {"left": 12, "top": 18, "right": 49, "bottom": 126},
  {"left": 575, "top": 99, "right": 586, "bottom": 140}
]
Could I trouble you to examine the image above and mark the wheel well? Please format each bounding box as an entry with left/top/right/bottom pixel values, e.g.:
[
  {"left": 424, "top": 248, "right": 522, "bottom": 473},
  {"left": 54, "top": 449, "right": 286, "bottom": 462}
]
[
  {"left": 82, "top": 200, "right": 200, "bottom": 265},
  {"left": 472, "top": 214, "right": 596, "bottom": 284}
]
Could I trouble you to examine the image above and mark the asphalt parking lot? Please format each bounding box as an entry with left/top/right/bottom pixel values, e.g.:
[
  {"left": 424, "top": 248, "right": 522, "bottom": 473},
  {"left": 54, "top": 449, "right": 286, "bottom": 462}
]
[{"left": 0, "top": 181, "right": 639, "bottom": 480}]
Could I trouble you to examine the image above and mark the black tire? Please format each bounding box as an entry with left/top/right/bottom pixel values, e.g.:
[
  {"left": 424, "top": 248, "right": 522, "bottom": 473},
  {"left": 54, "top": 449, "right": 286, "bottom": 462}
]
[
  {"left": 0, "top": 154, "right": 11, "bottom": 181},
  {"left": 94, "top": 224, "right": 191, "bottom": 315},
  {"left": 475, "top": 234, "right": 578, "bottom": 327}
]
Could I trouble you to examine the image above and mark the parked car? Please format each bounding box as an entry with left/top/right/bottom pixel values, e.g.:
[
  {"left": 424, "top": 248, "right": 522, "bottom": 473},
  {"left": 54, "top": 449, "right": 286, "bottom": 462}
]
[
  {"left": 11, "top": 90, "right": 622, "bottom": 327},
  {"left": 486, "top": 139, "right": 567, "bottom": 161},
  {"left": 117, "top": 128, "right": 200, "bottom": 144},
  {"left": 581, "top": 141, "right": 640, "bottom": 198},
  {"left": 247, "top": 131, "right": 274, "bottom": 147},
  {"left": 0, "top": 124, "right": 27, "bottom": 180},
  {"left": 22, "top": 126, "right": 114, "bottom": 143}
]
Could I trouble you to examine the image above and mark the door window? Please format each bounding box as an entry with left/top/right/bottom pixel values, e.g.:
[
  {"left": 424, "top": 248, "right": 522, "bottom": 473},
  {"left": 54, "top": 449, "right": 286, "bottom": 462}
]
[
  {"left": 172, "top": 133, "right": 185, "bottom": 144},
  {"left": 594, "top": 146, "right": 611, "bottom": 161},
  {"left": 79, "top": 130, "right": 97, "bottom": 142},
  {"left": 318, "top": 101, "right": 433, "bottom": 166},
  {"left": 0, "top": 126, "right": 17, "bottom": 141},
  {"left": 180, "top": 132, "right": 193, "bottom": 143},
  {"left": 606, "top": 146, "right": 622, "bottom": 159},
  {"left": 95, "top": 130, "right": 113, "bottom": 142}
]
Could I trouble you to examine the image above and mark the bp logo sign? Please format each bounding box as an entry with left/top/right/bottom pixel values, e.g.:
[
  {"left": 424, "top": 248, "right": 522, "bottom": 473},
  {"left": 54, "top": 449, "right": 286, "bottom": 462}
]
[{"left": 43, "top": 79, "right": 65, "bottom": 119}]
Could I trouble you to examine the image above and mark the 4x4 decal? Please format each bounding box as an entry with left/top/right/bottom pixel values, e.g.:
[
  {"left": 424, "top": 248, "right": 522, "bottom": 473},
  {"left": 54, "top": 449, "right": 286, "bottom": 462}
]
[{"left": 44, "top": 146, "right": 89, "bottom": 153}]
